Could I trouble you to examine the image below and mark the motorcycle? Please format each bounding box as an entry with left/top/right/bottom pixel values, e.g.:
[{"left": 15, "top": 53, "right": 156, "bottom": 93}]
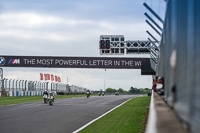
[
  {"left": 43, "top": 94, "right": 48, "bottom": 104},
  {"left": 48, "top": 95, "right": 54, "bottom": 105},
  {"left": 115, "top": 92, "right": 119, "bottom": 96},
  {"left": 86, "top": 92, "right": 90, "bottom": 98}
]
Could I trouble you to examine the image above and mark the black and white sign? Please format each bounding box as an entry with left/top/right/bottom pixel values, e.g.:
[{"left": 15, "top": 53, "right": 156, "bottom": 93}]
[
  {"left": 0, "top": 56, "right": 152, "bottom": 69},
  {"left": 0, "top": 56, "right": 155, "bottom": 75}
]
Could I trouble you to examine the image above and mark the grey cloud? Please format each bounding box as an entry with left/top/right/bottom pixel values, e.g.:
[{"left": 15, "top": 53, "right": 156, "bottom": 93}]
[{"left": 0, "top": 0, "right": 156, "bottom": 90}]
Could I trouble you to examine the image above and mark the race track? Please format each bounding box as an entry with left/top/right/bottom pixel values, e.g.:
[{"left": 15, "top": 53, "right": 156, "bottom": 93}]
[{"left": 0, "top": 95, "right": 140, "bottom": 133}]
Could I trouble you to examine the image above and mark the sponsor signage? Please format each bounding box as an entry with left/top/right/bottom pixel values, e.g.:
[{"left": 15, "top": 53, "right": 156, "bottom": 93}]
[
  {"left": 8, "top": 59, "right": 20, "bottom": 64},
  {"left": 0, "top": 56, "right": 151, "bottom": 69},
  {"left": 0, "top": 57, "right": 6, "bottom": 65}
]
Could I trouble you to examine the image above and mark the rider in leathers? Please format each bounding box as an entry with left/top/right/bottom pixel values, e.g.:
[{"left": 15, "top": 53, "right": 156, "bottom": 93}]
[{"left": 43, "top": 90, "right": 48, "bottom": 97}]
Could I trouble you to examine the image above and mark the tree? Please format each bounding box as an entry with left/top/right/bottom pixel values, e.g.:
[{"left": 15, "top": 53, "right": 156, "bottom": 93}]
[
  {"left": 105, "top": 88, "right": 113, "bottom": 93},
  {"left": 129, "top": 87, "right": 137, "bottom": 94},
  {"left": 123, "top": 90, "right": 129, "bottom": 93},
  {"left": 118, "top": 88, "right": 124, "bottom": 93},
  {"left": 112, "top": 89, "right": 117, "bottom": 93}
]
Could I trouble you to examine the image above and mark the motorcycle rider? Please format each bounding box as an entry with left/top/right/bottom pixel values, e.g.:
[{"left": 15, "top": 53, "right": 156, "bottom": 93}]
[
  {"left": 86, "top": 90, "right": 90, "bottom": 94},
  {"left": 43, "top": 90, "right": 48, "bottom": 97},
  {"left": 42, "top": 90, "right": 49, "bottom": 103},
  {"left": 86, "top": 90, "right": 90, "bottom": 98},
  {"left": 115, "top": 91, "right": 119, "bottom": 96},
  {"left": 49, "top": 92, "right": 55, "bottom": 102}
]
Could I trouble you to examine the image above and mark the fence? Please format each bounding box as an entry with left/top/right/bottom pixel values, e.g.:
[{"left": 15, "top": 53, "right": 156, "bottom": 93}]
[
  {"left": 0, "top": 78, "right": 88, "bottom": 97},
  {"left": 155, "top": 0, "right": 200, "bottom": 133}
]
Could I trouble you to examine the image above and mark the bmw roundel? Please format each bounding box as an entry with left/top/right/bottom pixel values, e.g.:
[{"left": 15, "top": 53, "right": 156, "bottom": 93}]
[{"left": 0, "top": 57, "right": 6, "bottom": 65}]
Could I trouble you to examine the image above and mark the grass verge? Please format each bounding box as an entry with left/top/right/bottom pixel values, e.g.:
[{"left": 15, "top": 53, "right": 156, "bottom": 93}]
[
  {"left": 0, "top": 94, "right": 89, "bottom": 106},
  {"left": 79, "top": 96, "right": 150, "bottom": 133}
]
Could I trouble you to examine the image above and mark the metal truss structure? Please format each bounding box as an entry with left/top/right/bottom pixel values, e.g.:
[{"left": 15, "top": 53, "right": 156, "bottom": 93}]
[{"left": 99, "top": 35, "right": 159, "bottom": 55}]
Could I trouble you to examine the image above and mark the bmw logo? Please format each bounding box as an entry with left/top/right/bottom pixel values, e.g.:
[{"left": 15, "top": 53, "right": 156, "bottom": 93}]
[{"left": 0, "top": 57, "right": 6, "bottom": 65}]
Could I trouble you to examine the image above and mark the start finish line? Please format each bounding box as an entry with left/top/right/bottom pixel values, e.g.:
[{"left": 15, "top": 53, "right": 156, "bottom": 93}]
[{"left": 0, "top": 56, "right": 155, "bottom": 75}]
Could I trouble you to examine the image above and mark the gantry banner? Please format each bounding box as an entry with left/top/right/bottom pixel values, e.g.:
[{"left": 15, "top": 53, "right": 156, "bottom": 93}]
[{"left": 0, "top": 56, "right": 155, "bottom": 74}]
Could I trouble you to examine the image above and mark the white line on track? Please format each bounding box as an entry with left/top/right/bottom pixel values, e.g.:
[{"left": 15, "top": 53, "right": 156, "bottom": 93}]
[{"left": 72, "top": 98, "right": 132, "bottom": 133}]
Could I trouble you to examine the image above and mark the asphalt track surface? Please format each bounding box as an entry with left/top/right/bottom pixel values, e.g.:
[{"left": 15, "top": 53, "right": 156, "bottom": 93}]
[{"left": 0, "top": 95, "right": 140, "bottom": 133}]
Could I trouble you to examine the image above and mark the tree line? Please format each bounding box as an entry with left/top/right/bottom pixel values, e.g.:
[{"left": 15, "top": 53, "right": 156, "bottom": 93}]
[{"left": 105, "top": 87, "right": 151, "bottom": 94}]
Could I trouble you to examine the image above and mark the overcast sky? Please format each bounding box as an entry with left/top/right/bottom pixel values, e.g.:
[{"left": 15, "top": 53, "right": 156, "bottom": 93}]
[{"left": 0, "top": 0, "right": 166, "bottom": 91}]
